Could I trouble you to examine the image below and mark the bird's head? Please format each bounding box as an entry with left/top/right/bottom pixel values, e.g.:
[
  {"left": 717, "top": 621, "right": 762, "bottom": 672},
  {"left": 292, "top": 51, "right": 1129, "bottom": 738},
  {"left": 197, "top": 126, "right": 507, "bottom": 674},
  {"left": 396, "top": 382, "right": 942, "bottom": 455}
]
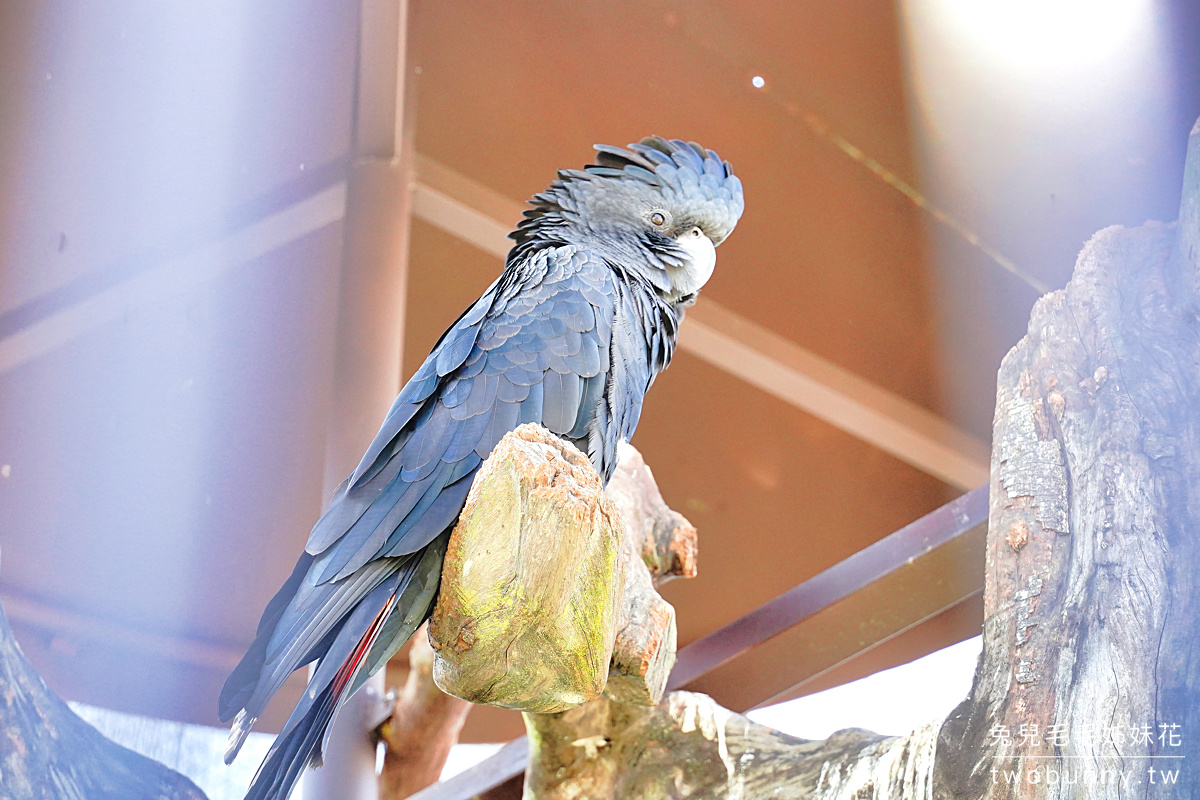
[{"left": 511, "top": 136, "right": 744, "bottom": 302}]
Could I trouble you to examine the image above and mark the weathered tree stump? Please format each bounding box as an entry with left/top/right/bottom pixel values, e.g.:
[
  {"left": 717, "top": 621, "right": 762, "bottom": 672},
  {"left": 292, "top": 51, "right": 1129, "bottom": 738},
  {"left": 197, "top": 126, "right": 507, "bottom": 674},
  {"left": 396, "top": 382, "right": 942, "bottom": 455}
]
[
  {"left": 512, "top": 117, "right": 1200, "bottom": 799},
  {"left": 378, "top": 435, "right": 696, "bottom": 798},
  {"left": 602, "top": 442, "right": 695, "bottom": 707},
  {"left": 428, "top": 424, "right": 627, "bottom": 713},
  {"left": 931, "top": 118, "right": 1200, "bottom": 800},
  {"left": 428, "top": 425, "right": 694, "bottom": 716},
  {"left": 0, "top": 575, "right": 209, "bottom": 800}
]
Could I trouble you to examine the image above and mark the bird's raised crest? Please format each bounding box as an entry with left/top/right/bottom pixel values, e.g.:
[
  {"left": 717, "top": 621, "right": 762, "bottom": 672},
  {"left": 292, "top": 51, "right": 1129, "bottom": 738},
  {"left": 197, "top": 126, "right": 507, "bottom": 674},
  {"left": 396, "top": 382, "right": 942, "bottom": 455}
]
[{"left": 510, "top": 136, "right": 743, "bottom": 256}]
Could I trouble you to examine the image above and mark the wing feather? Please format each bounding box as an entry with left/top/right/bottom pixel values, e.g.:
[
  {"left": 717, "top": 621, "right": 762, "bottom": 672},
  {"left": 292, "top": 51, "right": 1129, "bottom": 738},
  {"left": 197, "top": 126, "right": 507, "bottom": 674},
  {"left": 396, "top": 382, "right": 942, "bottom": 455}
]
[{"left": 542, "top": 369, "right": 583, "bottom": 434}]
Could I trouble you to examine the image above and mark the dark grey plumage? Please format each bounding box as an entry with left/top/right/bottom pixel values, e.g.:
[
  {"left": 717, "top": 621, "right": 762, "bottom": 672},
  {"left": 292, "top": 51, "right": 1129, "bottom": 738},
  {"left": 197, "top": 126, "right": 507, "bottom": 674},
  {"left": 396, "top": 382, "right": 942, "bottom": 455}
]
[{"left": 219, "top": 137, "right": 743, "bottom": 800}]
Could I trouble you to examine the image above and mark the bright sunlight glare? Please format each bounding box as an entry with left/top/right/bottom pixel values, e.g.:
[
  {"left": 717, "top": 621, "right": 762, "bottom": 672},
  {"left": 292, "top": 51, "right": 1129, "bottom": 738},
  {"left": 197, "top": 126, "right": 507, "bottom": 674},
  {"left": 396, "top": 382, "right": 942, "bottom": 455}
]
[{"left": 928, "top": 0, "right": 1152, "bottom": 75}]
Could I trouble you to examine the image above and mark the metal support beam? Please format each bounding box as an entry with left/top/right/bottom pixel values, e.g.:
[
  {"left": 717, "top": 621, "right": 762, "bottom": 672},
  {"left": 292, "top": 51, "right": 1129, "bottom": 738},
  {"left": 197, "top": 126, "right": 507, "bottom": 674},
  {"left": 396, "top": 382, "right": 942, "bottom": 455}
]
[
  {"left": 410, "top": 157, "right": 989, "bottom": 490},
  {"left": 303, "top": 0, "right": 414, "bottom": 798},
  {"left": 0, "top": 588, "right": 244, "bottom": 673},
  {"left": 319, "top": 0, "right": 413, "bottom": 499},
  {"left": 0, "top": 184, "right": 347, "bottom": 376},
  {"left": 668, "top": 485, "right": 987, "bottom": 709},
  {"left": 679, "top": 302, "right": 990, "bottom": 490}
]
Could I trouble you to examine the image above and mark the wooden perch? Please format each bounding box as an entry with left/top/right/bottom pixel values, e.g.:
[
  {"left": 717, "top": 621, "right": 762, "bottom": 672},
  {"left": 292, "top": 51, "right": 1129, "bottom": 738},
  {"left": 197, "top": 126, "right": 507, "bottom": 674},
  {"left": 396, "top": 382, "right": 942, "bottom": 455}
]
[
  {"left": 0, "top": 578, "right": 208, "bottom": 800},
  {"left": 500, "top": 116, "right": 1200, "bottom": 799},
  {"left": 382, "top": 433, "right": 697, "bottom": 798},
  {"left": 523, "top": 691, "right": 932, "bottom": 799},
  {"left": 602, "top": 526, "right": 677, "bottom": 708},
  {"left": 374, "top": 622, "right": 472, "bottom": 800},
  {"left": 603, "top": 442, "right": 695, "bottom": 707},
  {"left": 429, "top": 424, "right": 627, "bottom": 712},
  {"left": 428, "top": 425, "right": 695, "bottom": 714},
  {"left": 605, "top": 442, "right": 697, "bottom": 582}
]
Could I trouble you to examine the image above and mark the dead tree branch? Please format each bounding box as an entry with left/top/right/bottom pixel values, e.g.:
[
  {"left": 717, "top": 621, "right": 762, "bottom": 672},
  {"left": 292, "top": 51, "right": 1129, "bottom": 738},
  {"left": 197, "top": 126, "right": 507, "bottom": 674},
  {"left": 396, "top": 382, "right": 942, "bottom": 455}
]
[
  {"left": 0, "top": 576, "right": 208, "bottom": 800},
  {"left": 377, "top": 430, "right": 695, "bottom": 798}
]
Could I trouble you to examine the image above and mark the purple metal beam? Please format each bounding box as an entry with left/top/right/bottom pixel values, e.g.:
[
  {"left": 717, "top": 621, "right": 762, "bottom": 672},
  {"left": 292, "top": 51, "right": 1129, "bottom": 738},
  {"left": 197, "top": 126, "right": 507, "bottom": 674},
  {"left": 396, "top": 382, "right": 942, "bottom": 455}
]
[
  {"left": 407, "top": 739, "right": 527, "bottom": 800},
  {"left": 668, "top": 484, "right": 988, "bottom": 689}
]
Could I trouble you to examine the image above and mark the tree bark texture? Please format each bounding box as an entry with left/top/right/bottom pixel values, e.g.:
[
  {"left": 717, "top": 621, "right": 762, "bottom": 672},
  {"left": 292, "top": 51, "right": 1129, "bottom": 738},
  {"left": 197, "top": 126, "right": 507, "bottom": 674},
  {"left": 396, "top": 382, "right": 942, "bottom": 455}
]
[
  {"left": 602, "top": 442, "right": 694, "bottom": 708},
  {"left": 429, "top": 424, "right": 627, "bottom": 713},
  {"left": 0, "top": 591, "right": 208, "bottom": 800},
  {"left": 375, "top": 623, "right": 472, "bottom": 800},
  {"left": 604, "top": 442, "right": 698, "bottom": 583},
  {"left": 523, "top": 691, "right": 937, "bottom": 800},
  {"left": 515, "top": 117, "right": 1200, "bottom": 799},
  {"left": 382, "top": 432, "right": 695, "bottom": 799},
  {"left": 932, "top": 118, "right": 1200, "bottom": 800}
]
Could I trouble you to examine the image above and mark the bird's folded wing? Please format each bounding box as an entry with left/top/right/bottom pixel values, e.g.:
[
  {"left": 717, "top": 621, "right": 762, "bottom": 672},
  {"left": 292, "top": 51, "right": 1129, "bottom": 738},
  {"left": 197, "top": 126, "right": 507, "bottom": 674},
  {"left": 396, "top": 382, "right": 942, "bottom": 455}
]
[
  {"left": 219, "top": 246, "right": 627, "bottom": 735},
  {"left": 302, "top": 246, "right": 621, "bottom": 582}
]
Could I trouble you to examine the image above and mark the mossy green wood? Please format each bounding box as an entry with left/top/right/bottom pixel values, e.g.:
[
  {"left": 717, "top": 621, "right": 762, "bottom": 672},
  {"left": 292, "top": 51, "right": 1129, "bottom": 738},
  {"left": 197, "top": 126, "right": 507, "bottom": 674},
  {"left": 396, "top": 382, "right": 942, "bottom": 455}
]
[{"left": 430, "top": 425, "right": 626, "bottom": 713}]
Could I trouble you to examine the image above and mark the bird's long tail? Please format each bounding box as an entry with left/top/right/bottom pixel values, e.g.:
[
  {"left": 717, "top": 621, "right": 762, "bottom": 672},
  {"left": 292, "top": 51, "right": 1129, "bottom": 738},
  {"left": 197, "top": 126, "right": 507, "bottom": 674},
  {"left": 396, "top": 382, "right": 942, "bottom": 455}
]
[
  {"left": 243, "top": 585, "right": 396, "bottom": 800},
  {"left": 239, "top": 533, "right": 448, "bottom": 800}
]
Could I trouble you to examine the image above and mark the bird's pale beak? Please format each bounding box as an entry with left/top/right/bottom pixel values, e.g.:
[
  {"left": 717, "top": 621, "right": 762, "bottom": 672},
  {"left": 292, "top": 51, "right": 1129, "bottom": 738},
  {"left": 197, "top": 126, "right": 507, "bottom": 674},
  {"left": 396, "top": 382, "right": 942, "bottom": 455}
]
[{"left": 673, "top": 231, "right": 717, "bottom": 294}]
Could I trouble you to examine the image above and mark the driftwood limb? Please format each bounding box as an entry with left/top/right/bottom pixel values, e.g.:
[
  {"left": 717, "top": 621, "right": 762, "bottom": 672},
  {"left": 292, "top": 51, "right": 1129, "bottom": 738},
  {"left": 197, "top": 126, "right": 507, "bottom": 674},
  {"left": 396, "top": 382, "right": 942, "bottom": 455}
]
[
  {"left": 428, "top": 425, "right": 694, "bottom": 716},
  {"left": 602, "top": 442, "right": 694, "bottom": 707},
  {"left": 0, "top": 585, "right": 208, "bottom": 800},
  {"left": 604, "top": 442, "right": 698, "bottom": 582},
  {"left": 381, "top": 434, "right": 696, "bottom": 798},
  {"left": 602, "top": 528, "right": 677, "bottom": 708},
  {"left": 523, "top": 692, "right": 935, "bottom": 800},
  {"left": 373, "top": 622, "right": 472, "bottom": 800},
  {"left": 429, "top": 424, "right": 627, "bottom": 713}
]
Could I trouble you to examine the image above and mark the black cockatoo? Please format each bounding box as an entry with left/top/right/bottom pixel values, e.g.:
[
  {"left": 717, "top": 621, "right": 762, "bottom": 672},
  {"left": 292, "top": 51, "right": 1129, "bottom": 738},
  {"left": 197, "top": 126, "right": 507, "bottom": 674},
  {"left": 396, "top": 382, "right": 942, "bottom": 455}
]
[{"left": 219, "top": 137, "right": 743, "bottom": 800}]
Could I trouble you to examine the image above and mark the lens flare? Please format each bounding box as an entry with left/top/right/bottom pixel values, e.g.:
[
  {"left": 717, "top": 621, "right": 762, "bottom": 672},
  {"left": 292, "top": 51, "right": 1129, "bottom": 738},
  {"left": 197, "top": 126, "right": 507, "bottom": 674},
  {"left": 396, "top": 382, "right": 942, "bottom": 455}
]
[{"left": 925, "top": 0, "right": 1151, "bottom": 75}]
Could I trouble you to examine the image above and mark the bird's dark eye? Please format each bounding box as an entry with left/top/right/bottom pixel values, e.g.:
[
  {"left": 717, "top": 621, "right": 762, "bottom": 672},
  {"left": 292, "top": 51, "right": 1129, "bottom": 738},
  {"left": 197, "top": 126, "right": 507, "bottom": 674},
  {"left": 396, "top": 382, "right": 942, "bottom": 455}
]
[
  {"left": 650, "top": 211, "right": 667, "bottom": 226},
  {"left": 689, "top": 226, "right": 703, "bottom": 238}
]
